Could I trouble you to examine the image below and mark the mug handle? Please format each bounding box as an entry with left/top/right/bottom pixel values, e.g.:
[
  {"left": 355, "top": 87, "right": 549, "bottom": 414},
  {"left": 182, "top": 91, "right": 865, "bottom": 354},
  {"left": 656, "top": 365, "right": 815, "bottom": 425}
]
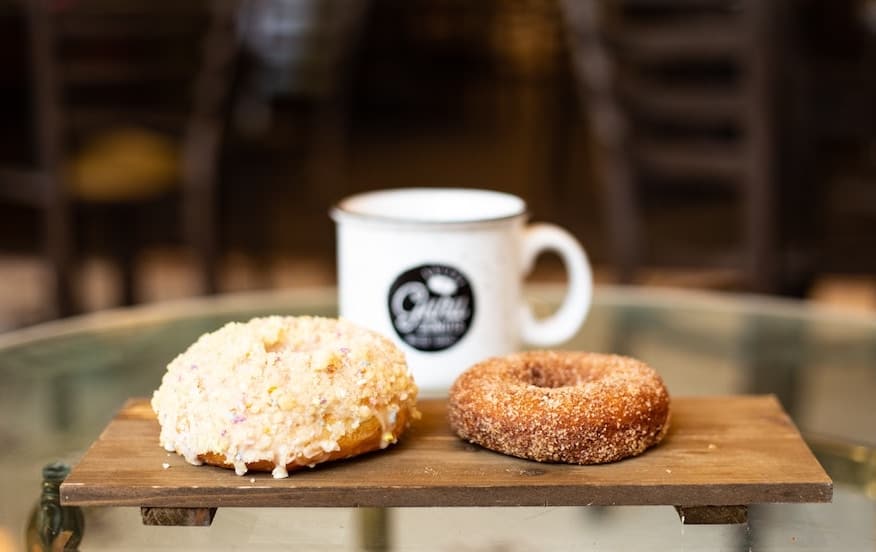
[{"left": 520, "top": 223, "right": 593, "bottom": 346}]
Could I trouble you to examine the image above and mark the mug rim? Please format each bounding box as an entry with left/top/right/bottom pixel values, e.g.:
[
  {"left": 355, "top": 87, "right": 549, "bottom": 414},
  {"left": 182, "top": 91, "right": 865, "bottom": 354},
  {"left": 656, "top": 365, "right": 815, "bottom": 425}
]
[{"left": 330, "top": 187, "right": 528, "bottom": 227}]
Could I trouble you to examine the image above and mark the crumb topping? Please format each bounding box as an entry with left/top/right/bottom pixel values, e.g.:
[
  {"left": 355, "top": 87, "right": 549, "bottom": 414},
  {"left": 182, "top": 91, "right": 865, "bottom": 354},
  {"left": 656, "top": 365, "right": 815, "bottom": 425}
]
[
  {"left": 151, "top": 316, "right": 418, "bottom": 477},
  {"left": 448, "top": 351, "right": 670, "bottom": 464}
]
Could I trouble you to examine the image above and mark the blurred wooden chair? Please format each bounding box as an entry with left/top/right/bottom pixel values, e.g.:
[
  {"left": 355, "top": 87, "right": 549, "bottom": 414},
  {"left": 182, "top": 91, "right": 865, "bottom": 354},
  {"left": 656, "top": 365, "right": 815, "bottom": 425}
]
[
  {"left": 233, "top": 0, "right": 370, "bottom": 216},
  {"left": 209, "top": 0, "right": 370, "bottom": 274},
  {"left": 560, "top": 0, "right": 786, "bottom": 293},
  {"left": 791, "top": 0, "right": 876, "bottom": 276},
  {"left": 0, "top": 0, "right": 239, "bottom": 317}
]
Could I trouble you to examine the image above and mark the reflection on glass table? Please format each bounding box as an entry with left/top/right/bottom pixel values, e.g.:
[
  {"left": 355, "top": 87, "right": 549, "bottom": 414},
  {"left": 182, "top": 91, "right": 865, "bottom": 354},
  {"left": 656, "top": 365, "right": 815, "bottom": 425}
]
[{"left": 0, "top": 285, "right": 873, "bottom": 550}]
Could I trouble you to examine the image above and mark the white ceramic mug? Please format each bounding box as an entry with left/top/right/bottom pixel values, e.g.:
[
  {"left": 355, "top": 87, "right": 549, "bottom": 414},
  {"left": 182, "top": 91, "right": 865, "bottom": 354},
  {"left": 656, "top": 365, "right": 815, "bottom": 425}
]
[{"left": 331, "top": 188, "right": 593, "bottom": 393}]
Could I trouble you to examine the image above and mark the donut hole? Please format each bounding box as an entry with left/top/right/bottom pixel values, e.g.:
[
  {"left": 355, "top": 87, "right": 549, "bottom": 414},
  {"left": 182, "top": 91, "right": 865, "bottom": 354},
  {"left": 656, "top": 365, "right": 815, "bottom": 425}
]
[
  {"left": 527, "top": 364, "right": 581, "bottom": 388},
  {"left": 525, "top": 361, "right": 604, "bottom": 389}
]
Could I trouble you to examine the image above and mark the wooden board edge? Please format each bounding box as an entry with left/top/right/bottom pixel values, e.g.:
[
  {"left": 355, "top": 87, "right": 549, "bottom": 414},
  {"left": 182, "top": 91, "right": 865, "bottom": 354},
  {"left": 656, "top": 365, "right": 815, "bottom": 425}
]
[
  {"left": 59, "top": 481, "right": 836, "bottom": 509},
  {"left": 761, "top": 394, "right": 836, "bottom": 496},
  {"left": 59, "top": 398, "right": 152, "bottom": 505}
]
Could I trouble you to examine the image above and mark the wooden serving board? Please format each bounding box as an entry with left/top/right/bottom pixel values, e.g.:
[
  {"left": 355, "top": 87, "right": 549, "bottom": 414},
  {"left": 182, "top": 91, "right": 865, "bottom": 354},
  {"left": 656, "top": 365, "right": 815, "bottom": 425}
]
[{"left": 61, "top": 396, "right": 831, "bottom": 525}]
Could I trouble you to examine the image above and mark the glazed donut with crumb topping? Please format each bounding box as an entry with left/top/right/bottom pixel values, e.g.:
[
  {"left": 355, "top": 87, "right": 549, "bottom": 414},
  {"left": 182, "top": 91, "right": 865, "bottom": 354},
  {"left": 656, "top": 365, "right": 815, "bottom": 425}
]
[
  {"left": 151, "top": 316, "right": 419, "bottom": 478},
  {"left": 448, "top": 351, "right": 669, "bottom": 464}
]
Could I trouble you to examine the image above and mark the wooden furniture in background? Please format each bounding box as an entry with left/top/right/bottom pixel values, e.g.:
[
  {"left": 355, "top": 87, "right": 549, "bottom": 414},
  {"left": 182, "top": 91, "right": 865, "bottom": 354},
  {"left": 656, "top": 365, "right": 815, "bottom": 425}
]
[
  {"left": 560, "top": 0, "right": 784, "bottom": 293},
  {"left": 0, "top": 0, "right": 238, "bottom": 316}
]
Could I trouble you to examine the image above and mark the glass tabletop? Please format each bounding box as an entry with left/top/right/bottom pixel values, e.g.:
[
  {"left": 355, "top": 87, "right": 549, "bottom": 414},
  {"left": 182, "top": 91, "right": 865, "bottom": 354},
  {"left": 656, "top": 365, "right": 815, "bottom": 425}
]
[{"left": 0, "top": 285, "right": 873, "bottom": 550}]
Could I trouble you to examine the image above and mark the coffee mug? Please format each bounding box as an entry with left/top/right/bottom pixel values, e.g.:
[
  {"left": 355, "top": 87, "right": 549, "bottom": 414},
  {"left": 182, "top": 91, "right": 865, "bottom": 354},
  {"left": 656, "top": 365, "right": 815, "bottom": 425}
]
[{"left": 331, "top": 188, "right": 593, "bottom": 392}]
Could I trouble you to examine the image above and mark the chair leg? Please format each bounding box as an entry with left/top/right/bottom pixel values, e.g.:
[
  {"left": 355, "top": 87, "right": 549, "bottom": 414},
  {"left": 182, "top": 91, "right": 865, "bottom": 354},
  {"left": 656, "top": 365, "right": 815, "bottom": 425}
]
[
  {"left": 45, "top": 182, "right": 75, "bottom": 317},
  {"left": 602, "top": 157, "right": 641, "bottom": 285},
  {"left": 183, "top": 164, "right": 219, "bottom": 296},
  {"left": 561, "top": 0, "right": 642, "bottom": 284},
  {"left": 181, "top": 0, "right": 242, "bottom": 297},
  {"left": 111, "top": 205, "right": 138, "bottom": 306},
  {"left": 742, "top": 0, "right": 780, "bottom": 294}
]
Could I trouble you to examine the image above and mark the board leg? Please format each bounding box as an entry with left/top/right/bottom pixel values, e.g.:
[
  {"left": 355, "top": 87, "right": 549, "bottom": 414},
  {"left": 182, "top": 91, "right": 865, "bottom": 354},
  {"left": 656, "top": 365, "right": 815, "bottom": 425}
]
[
  {"left": 675, "top": 505, "right": 748, "bottom": 525},
  {"left": 140, "top": 507, "right": 217, "bottom": 526}
]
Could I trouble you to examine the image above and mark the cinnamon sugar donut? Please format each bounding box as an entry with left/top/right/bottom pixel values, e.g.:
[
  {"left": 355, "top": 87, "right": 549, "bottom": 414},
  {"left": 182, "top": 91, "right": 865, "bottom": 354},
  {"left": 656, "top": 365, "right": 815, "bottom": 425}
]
[
  {"left": 448, "top": 351, "right": 670, "bottom": 464},
  {"left": 151, "top": 316, "right": 419, "bottom": 478}
]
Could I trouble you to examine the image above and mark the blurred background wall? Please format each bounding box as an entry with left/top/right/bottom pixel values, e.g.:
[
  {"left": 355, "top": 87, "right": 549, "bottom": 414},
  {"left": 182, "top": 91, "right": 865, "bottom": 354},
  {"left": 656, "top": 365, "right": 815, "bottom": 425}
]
[{"left": 0, "top": 0, "right": 874, "bottom": 329}]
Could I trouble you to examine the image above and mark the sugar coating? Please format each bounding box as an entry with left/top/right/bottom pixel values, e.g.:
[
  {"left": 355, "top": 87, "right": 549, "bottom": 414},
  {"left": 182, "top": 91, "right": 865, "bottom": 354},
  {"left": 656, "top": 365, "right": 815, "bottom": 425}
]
[
  {"left": 151, "top": 316, "right": 419, "bottom": 477},
  {"left": 447, "top": 351, "right": 670, "bottom": 464}
]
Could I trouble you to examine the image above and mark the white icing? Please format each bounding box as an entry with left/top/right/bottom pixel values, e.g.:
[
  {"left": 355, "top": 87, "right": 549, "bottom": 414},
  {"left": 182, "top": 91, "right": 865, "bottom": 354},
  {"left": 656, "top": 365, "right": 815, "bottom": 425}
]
[{"left": 151, "top": 316, "right": 418, "bottom": 477}]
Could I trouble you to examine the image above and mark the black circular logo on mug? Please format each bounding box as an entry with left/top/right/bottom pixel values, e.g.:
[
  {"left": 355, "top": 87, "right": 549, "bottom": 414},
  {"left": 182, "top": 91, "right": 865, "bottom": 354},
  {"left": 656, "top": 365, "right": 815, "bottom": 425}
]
[{"left": 388, "top": 264, "right": 475, "bottom": 352}]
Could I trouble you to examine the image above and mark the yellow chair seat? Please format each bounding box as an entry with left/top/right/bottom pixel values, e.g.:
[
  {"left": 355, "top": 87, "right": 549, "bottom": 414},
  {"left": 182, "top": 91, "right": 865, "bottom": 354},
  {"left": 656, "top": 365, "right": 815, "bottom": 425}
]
[{"left": 66, "top": 127, "right": 181, "bottom": 203}]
